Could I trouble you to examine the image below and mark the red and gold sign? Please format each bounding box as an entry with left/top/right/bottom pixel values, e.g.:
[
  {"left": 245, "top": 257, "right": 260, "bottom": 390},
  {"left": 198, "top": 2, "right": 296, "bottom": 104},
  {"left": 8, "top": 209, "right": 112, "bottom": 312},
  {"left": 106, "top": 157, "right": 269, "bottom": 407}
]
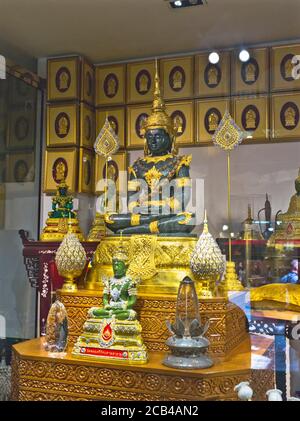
[
  {"left": 47, "top": 103, "right": 79, "bottom": 147},
  {"left": 43, "top": 147, "right": 78, "bottom": 193},
  {"left": 196, "top": 98, "right": 231, "bottom": 143},
  {"left": 271, "top": 44, "right": 300, "bottom": 92},
  {"left": 126, "top": 104, "right": 152, "bottom": 149},
  {"left": 96, "top": 64, "right": 125, "bottom": 106},
  {"left": 127, "top": 61, "right": 156, "bottom": 103},
  {"left": 195, "top": 52, "right": 231, "bottom": 97},
  {"left": 161, "top": 56, "right": 194, "bottom": 100},
  {"left": 96, "top": 107, "right": 125, "bottom": 149},
  {"left": 234, "top": 95, "right": 269, "bottom": 141},
  {"left": 272, "top": 92, "right": 300, "bottom": 139},
  {"left": 47, "top": 57, "right": 80, "bottom": 102},
  {"left": 165, "top": 100, "right": 194, "bottom": 145},
  {"left": 232, "top": 48, "right": 269, "bottom": 95}
]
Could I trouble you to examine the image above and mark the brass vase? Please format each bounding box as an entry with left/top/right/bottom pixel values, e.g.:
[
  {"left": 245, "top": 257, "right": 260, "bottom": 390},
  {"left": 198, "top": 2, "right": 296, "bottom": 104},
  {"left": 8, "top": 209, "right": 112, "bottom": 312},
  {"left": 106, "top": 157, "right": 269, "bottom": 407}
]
[{"left": 55, "top": 233, "right": 87, "bottom": 292}]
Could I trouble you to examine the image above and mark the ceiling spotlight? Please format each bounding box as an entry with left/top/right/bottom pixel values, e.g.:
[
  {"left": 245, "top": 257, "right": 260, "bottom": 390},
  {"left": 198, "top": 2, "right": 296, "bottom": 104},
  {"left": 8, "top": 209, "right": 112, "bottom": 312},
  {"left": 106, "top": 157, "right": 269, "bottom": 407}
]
[
  {"left": 169, "top": 0, "right": 205, "bottom": 8},
  {"left": 174, "top": 0, "right": 182, "bottom": 5},
  {"left": 209, "top": 52, "right": 220, "bottom": 64},
  {"left": 239, "top": 49, "right": 250, "bottom": 62}
]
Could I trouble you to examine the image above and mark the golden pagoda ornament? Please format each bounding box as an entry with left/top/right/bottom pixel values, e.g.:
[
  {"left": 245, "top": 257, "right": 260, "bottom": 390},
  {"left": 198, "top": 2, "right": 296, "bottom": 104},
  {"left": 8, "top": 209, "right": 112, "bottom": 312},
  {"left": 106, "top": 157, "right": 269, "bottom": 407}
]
[
  {"left": 212, "top": 111, "right": 245, "bottom": 293},
  {"left": 190, "top": 211, "right": 225, "bottom": 297},
  {"left": 221, "top": 261, "right": 244, "bottom": 294},
  {"left": 87, "top": 117, "right": 120, "bottom": 241},
  {"left": 55, "top": 228, "right": 87, "bottom": 292}
]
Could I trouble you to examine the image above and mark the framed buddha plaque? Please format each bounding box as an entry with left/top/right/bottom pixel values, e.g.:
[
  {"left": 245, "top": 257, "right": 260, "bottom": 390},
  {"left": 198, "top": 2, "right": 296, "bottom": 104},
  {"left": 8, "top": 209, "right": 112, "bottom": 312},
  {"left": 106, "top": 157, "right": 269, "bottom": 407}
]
[
  {"left": 80, "top": 103, "right": 95, "bottom": 149},
  {"left": 95, "top": 151, "right": 127, "bottom": 194},
  {"left": 0, "top": 154, "right": 5, "bottom": 183},
  {"left": 196, "top": 98, "right": 231, "bottom": 143},
  {"left": 6, "top": 107, "right": 35, "bottom": 150},
  {"left": 96, "top": 107, "right": 125, "bottom": 149},
  {"left": 81, "top": 58, "right": 95, "bottom": 105},
  {"left": 47, "top": 57, "right": 80, "bottom": 102},
  {"left": 161, "top": 56, "right": 194, "bottom": 100},
  {"left": 6, "top": 151, "right": 35, "bottom": 183},
  {"left": 195, "top": 52, "right": 231, "bottom": 97},
  {"left": 127, "top": 61, "right": 156, "bottom": 104},
  {"left": 78, "top": 148, "right": 94, "bottom": 194},
  {"left": 232, "top": 48, "right": 269, "bottom": 95},
  {"left": 96, "top": 64, "right": 125, "bottom": 106},
  {"left": 271, "top": 45, "right": 300, "bottom": 92},
  {"left": 126, "top": 103, "right": 152, "bottom": 149},
  {"left": 272, "top": 93, "right": 300, "bottom": 139},
  {"left": 165, "top": 100, "right": 194, "bottom": 146},
  {"left": 47, "top": 103, "right": 79, "bottom": 147},
  {"left": 234, "top": 95, "right": 269, "bottom": 141},
  {"left": 44, "top": 147, "right": 78, "bottom": 193}
]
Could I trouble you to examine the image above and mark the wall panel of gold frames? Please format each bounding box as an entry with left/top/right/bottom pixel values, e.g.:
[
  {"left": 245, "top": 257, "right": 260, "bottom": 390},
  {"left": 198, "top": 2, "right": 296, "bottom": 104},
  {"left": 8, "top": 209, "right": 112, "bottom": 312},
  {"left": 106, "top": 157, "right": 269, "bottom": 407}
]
[
  {"left": 165, "top": 100, "right": 194, "bottom": 145},
  {"left": 78, "top": 148, "right": 94, "bottom": 194},
  {"left": 94, "top": 151, "right": 127, "bottom": 194},
  {"left": 6, "top": 151, "right": 35, "bottom": 183},
  {"left": 96, "top": 64, "right": 125, "bottom": 106},
  {"left": 96, "top": 107, "right": 125, "bottom": 149},
  {"left": 127, "top": 61, "right": 156, "bottom": 104},
  {"left": 43, "top": 147, "right": 78, "bottom": 194},
  {"left": 47, "top": 56, "right": 80, "bottom": 102},
  {"left": 271, "top": 44, "right": 300, "bottom": 92},
  {"left": 126, "top": 103, "right": 152, "bottom": 149},
  {"left": 196, "top": 98, "right": 231, "bottom": 144},
  {"left": 47, "top": 103, "right": 79, "bottom": 148},
  {"left": 195, "top": 52, "right": 231, "bottom": 98},
  {"left": 271, "top": 92, "right": 300, "bottom": 140},
  {"left": 80, "top": 102, "right": 95, "bottom": 149},
  {"left": 161, "top": 56, "right": 194, "bottom": 100},
  {"left": 232, "top": 48, "right": 269, "bottom": 95},
  {"left": 234, "top": 96, "right": 269, "bottom": 142}
]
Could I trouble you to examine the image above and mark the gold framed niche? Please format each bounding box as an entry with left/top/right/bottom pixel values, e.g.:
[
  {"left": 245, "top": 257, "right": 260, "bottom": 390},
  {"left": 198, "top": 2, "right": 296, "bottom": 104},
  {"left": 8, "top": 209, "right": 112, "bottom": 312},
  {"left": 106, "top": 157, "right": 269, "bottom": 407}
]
[
  {"left": 271, "top": 92, "right": 300, "bottom": 140},
  {"left": 43, "top": 147, "right": 78, "bottom": 194},
  {"left": 94, "top": 151, "right": 127, "bottom": 194},
  {"left": 234, "top": 95, "right": 269, "bottom": 142},
  {"left": 126, "top": 103, "right": 151, "bottom": 149},
  {"left": 47, "top": 103, "right": 79, "bottom": 147},
  {"left": 6, "top": 106, "right": 35, "bottom": 150},
  {"left": 161, "top": 56, "right": 194, "bottom": 100},
  {"left": 127, "top": 60, "right": 156, "bottom": 104},
  {"left": 195, "top": 52, "right": 231, "bottom": 97},
  {"left": 96, "top": 107, "right": 125, "bottom": 149},
  {"left": 271, "top": 44, "right": 300, "bottom": 92},
  {"left": 232, "top": 47, "right": 269, "bottom": 95},
  {"left": 96, "top": 64, "right": 125, "bottom": 106},
  {"left": 78, "top": 148, "right": 94, "bottom": 194},
  {"left": 80, "top": 103, "right": 95, "bottom": 149},
  {"left": 81, "top": 58, "right": 95, "bottom": 106},
  {"left": 196, "top": 98, "right": 231, "bottom": 144},
  {"left": 47, "top": 57, "right": 80, "bottom": 102},
  {"left": 6, "top": 151, "right": 35, "bottom": 183},
  {"left": 165, "top": 100, "right": 194, "bottom": 145}
]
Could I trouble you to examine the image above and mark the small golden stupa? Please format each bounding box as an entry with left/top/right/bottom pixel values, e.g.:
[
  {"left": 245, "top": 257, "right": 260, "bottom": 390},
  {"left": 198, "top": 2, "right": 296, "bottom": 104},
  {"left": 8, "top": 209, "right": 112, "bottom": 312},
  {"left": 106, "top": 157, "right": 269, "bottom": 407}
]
[{"left": 190, "top": 211, "right": 225, "bottom": 297}]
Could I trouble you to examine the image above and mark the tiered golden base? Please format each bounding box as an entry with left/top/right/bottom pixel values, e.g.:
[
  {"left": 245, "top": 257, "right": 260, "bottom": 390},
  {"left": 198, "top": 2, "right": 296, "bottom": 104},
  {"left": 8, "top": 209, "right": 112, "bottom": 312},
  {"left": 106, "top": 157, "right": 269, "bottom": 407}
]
[
  {"left": 11, "top": 338, "right": 274, "bottom": 401},
  {"left": 57, "top": 289, "right": 249, "bottom": 358},
  {"left": 87, "top": 213, "right": 106, "bottom": 242},
  {"left": 40, "top": 217, "right": 84, "bottom": 242}
]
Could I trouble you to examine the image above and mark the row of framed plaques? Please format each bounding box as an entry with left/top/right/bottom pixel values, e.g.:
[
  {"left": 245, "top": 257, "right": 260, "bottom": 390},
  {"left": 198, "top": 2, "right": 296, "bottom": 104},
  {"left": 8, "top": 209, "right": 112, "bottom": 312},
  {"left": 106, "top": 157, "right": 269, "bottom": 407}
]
[
  {"left": 95, "top": 44, "right": 300, "bottom": 106},
  {"left": 43, "top": 147, "right": 128, "bottom": 195},
  {"left": 47, "top": 56, "right": 95, "bottom": 106}
]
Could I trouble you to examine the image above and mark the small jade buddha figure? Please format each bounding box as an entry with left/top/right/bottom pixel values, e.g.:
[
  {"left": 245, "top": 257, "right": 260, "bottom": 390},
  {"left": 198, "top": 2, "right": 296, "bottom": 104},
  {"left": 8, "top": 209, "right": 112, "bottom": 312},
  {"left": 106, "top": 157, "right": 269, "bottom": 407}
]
[
  {"left": 50, "top": 180, "right": 75, "bottom": 219},
  {"left": 88, "top": 247, "right": 137, "bottom": 321},
  {"left": 105, "top": 64, "right": 195, "bottom": 235}
]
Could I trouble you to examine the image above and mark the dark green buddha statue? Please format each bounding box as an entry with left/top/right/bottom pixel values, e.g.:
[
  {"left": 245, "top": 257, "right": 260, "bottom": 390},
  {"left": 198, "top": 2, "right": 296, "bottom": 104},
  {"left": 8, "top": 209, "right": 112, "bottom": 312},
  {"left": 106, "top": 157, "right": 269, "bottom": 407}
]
[
  {"left": 50, "top": 180, "right": 75, "bottom": 219},
  {"left": 105, "top": 64, "right": 195, "bottom": 235}
]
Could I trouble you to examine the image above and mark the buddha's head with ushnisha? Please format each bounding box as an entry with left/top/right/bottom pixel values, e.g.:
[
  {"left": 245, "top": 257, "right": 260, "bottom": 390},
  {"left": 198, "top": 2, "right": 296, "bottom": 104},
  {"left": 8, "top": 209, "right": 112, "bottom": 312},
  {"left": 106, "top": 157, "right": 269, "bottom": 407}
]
[
  {"left": 141, "top": 61, "right": 178, "bottom": 157},
  {"left": 112, "top": 244, "right": 129, "bottom": 278}
]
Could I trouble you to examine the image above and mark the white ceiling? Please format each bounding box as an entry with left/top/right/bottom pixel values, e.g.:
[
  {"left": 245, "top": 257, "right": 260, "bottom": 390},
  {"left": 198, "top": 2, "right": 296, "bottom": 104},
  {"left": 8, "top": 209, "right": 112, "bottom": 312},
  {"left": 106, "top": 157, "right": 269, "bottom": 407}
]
[{"left": 1, "top": 0, "right": 300, "bottom": 64}]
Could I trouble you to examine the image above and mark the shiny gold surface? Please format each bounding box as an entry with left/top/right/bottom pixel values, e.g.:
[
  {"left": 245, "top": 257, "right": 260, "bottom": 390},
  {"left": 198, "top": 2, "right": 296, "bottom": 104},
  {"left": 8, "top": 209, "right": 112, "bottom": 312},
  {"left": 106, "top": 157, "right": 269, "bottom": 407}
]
[
  {"left": 41, "top": 218, "right": 84, "bottom": 242},
  {"left": 221, "top": 262, "right": 244, "bottom": 294},
  {"left": 251, "top": 283, "right": 300, "bottom": 311},
  {"left": 11, "top": 338, "right": 274, "bottom": 401}
]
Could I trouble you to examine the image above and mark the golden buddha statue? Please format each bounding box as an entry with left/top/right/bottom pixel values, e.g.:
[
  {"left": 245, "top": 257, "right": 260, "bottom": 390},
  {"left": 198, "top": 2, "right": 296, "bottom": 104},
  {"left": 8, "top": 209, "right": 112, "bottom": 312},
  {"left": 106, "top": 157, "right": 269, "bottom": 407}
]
[
  {"left": 172, "top": 70, "right": 183, "bottom": 90},
  {"left": 57, "top": 115, "right": 68, "bottom": 136},
  {"left": 59, "top": 71, "right": 69, "bottom": 90},
  {"left": 284, "top": 106, "right": 296, "bottom": 128},
  {"left": 104, "top": 63, "right": 195, "bottom": 235},
  {"left": 245, "top": 109, "right": 256, "bottom": 130},
  {"left": 208, "top": 112, "right": 219, "bottom": 132},
  {"left": 245, "top": 63, "right": 256, "bottom": 83},
  {"left": 174, "top": 114, "right": 183, "bottom": 134},
  {"left": 139, "top": 73, "right": 149, "bottom": 93},
  {"left": 284, "top": 58, "right": 293, "bottom": 79},
  {"left": 208, "top": 66, "right": 218, "bottom": 85},
  {"left": 107, "top": 77, "right": 117, "bottom": 96}
]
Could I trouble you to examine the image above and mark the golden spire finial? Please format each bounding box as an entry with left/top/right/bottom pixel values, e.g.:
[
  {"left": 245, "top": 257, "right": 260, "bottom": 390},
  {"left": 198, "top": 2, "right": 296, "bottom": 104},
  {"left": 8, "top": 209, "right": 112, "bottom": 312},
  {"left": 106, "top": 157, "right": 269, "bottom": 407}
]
[
  {"left": 152, "top": 58, "right": 165, "bottom": 113},
  {"left": 203, "top": 210, "right": 208, "bottom": 234}
]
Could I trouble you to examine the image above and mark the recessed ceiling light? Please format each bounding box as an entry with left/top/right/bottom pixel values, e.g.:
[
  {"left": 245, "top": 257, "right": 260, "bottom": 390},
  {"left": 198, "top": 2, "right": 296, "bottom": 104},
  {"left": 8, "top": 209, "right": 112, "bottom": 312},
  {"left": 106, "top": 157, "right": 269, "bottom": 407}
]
[
  {"left": 209, "top": 52, "right": 219, "bottom": 64},
  {"left": 174, "top": 0, "right": 182, "bottom": 5},
  {"left": 168, "top": 0, "right": 205, "bottom": 9},
  {"left": 239, "top": 49, "right": 250, "bottom": 62}
]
